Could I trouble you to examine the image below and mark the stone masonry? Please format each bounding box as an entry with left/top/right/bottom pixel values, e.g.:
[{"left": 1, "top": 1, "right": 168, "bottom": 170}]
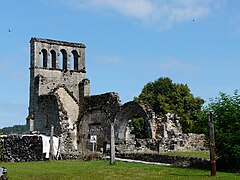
[{"left": 26, "top": 37, "right": 205, "bottom": 156}]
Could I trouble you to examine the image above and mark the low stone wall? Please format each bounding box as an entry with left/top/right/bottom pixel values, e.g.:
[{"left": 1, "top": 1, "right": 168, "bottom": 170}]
[
  {"left": 61, "top": 152, "right": 103, "bottom": 161},
  {"left": 116, "top": 153, "right": 210, "bottom": 169},
  {"left": 116, "top": 137, "right": 206, "bottom": 154},
  {"left": 1, "top": 135, "right": 43, "bottom": 162}
]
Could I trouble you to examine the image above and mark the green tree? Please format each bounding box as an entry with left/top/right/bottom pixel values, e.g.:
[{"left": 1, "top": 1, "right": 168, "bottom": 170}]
[
  {"left": 0, "top": 135, "right": 2, "bottom": 161},
  {"left": 0, "top": 124, "right": 27, "bottom": 134},
  {"left": 128, "top": 117, "right": 148, "bottom": 139},
  {"left": 192, "top": 108, "right": 209, "bottom": 135},
  {"left": 204, "top": 91, "right": 240, "bottom": 171},
  {"left": 134, "top": 77, "right": 204, "bottom": 133}
]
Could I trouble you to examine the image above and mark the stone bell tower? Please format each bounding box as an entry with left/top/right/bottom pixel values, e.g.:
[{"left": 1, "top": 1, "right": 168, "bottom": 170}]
[{"left": 26, "top": 37, "right": 89, "bottom": 134}]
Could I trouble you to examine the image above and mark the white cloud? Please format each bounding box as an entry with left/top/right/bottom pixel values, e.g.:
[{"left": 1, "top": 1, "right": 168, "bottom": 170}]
[{"left": 59, "top": 0, "right": 227, "bottom": 28}]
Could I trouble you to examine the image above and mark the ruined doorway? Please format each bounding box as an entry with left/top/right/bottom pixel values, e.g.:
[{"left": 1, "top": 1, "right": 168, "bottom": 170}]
[
  {"left": 78, "top": 110, "right": 111, "bottom": 153},
  {"left": 115, "top": 101, "right": 153, "bottom": 142},
  {"left": 127, "top": 115, "right": 148, "bottom": 140}
]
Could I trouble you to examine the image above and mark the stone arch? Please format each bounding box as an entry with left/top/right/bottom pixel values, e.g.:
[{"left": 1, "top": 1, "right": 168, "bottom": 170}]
[
  {"left": 115, "top": 101, "right": 152, "bottom": 141},
  {"left": 71, "top": 50, "right": 79, "bottom": 71},
  {"left": 60, "top": 49, "right": 68, "bottom": 70},
  {"left": 41, "top": 49, "right": 48, "bottom": 68},
  {"left": 50, "top": 50, "right": 57, "bottom": 69}
]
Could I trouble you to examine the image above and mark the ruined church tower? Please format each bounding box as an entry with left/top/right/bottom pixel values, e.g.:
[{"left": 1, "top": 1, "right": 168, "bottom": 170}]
[{"left": 26, "top": 38, "right": 89, "bottom": 136}]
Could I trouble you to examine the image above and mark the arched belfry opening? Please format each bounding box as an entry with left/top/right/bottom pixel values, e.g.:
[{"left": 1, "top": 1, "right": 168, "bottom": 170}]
[
  {"left": 41, "top": 49, "right": 48, "bottom": 68},
  {"left": 72, "top": 50, "right": 79, "bottom": 71},
  {"left": 60, "top": 49, "right": 68, "bottom": 70},
  {"left": 50, "top": 50, "right": 57, "bottom": 69}
]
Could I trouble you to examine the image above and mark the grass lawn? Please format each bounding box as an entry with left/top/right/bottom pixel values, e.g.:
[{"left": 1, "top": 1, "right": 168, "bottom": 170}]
[{"left": 0, "top": 160, "right": 239, "bottom": 180}]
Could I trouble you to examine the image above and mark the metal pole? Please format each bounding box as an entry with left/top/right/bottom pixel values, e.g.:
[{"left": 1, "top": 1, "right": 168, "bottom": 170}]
[
  {"left": 49, "top": 125, "right": 54, "bottom": 161},
  {"left": 110, "top": 123, "right": 115, "bottom": 164},
  {"left": 209, "top": 112, "right": 216, "bottom": 176}
]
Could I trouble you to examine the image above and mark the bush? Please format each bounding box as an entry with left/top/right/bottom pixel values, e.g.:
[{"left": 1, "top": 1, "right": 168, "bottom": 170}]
[{"left": 205, "top": 91, "right": 240, "bottom": 172}]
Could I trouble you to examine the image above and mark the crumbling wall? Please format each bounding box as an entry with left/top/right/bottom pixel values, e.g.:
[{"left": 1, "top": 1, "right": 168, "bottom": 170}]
[
  {"left": 54, "top": 86, "right": 79, "bottom": 154},
  {"left": 1, "top": 135, "right": 43, "bottom": 162},
  {"left": 155, "top": 113, "right": 206, "bottom": 152},
  {"left": 33, "top": 86, "right": 80, "bottom": 154},
  {"left": 77, "top": 92, "right": 120, "bottom": 153},
  {"left": 115, "top": 113, "right": 206, "bottom": 153},
  {"left": 35, "top": 95, "right": 61, "bottom": 135}
]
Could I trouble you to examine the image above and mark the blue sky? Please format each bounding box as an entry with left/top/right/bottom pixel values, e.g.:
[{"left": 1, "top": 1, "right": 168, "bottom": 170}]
[{"left": 0, "top": 0, "right": 240, "bottom": 128}]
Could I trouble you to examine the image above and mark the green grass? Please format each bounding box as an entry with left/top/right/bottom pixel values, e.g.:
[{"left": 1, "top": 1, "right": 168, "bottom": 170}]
[
  {"left": 159, "top": 151, "right": 210, "bottom": 159},
  {"left": 0, "top": 160, "right": 239, "bottom": 180}
]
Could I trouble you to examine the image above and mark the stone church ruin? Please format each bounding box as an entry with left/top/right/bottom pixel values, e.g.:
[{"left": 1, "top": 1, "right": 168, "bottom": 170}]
[{"left": 25, "top": 37, "right": 205, "bottom": 157}]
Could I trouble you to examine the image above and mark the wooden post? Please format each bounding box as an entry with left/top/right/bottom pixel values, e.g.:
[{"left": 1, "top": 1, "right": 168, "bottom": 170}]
[
  {"left": 110, "top": 123, "right": 115, "bottom": 164},
  {"left": 209, "top": 112, "right": 216, "bottom": 176},
  {"left": 49, "top": 125, "right": 54, "bottom": 161}
]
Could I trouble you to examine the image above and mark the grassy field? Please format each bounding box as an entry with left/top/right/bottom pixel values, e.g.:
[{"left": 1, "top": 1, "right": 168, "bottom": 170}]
[{"left": 0, "top": 160, "right": 239, "bottom": 180}]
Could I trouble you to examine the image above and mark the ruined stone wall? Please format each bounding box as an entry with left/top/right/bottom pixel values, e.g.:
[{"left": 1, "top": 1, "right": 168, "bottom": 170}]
[
  {"left": 35, "top": 95, "right": 61, "bottom": 135},
  {"left": 55, "top": 87, "right": 79, "bottom": 153},
  {"left": 32, "top": 86, "right": 80, "bottom": 154},
  {"left": 1, "top": 135, "right": 43, "bottom": 162},
  {"left": 115, "top": 113, "right": 206, "bottom": 153},
  {"left": 78, "top": 92, "right": 121, "bottom": 153},
  {"left": 116, "top": 153, "right": 210, "bottom": 169},
  {"left": 33, "top": 70, "right": 84, "bottom": 100},
  {"left": 55, "top": 87, "right": 79, "bottom": 125},
  {"left": 116, "top": 136, "right": 206, "bottom": 154},
  {"left": 154, "top": 113, "right": 206, "bottom": 152}
]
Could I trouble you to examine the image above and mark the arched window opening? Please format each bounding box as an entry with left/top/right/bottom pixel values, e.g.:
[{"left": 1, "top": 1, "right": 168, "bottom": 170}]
[
  {"left": 72, "top": 50, "right": 79, "bottom": 71},
  {"left": 70, "top": 54, "right": 74, "bottom": 70},
  {"left": 127, "top": 115, "right": 148, "bottom": 139},
  {"left": 50, "top": 50, "right": 56, "bottom": 69},
  {"left": 49, "top": 52, "right": 52, "bottom": 68},
  {"left": 41, "top": 49, "right": 48, "bottom": 68},
  {"left": 60, "top": 49, "right": 67, "bottom": 70},
  {"left": 59, "top": 53, "right": 63, "bottom": 70}
]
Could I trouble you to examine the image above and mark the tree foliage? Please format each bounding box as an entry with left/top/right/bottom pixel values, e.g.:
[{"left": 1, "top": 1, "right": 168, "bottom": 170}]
[
  {"left": 0, "top": 124, "right": 27, "bottom": 134},
  {"left": 204, "top": 91, "right": 240, "bottom": 171},
  {"left": 128, "top": 117, "right": 148, "bottom": 139},
  {"left": 134, "top": 77, "right": 204, "bottom": 133}
]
